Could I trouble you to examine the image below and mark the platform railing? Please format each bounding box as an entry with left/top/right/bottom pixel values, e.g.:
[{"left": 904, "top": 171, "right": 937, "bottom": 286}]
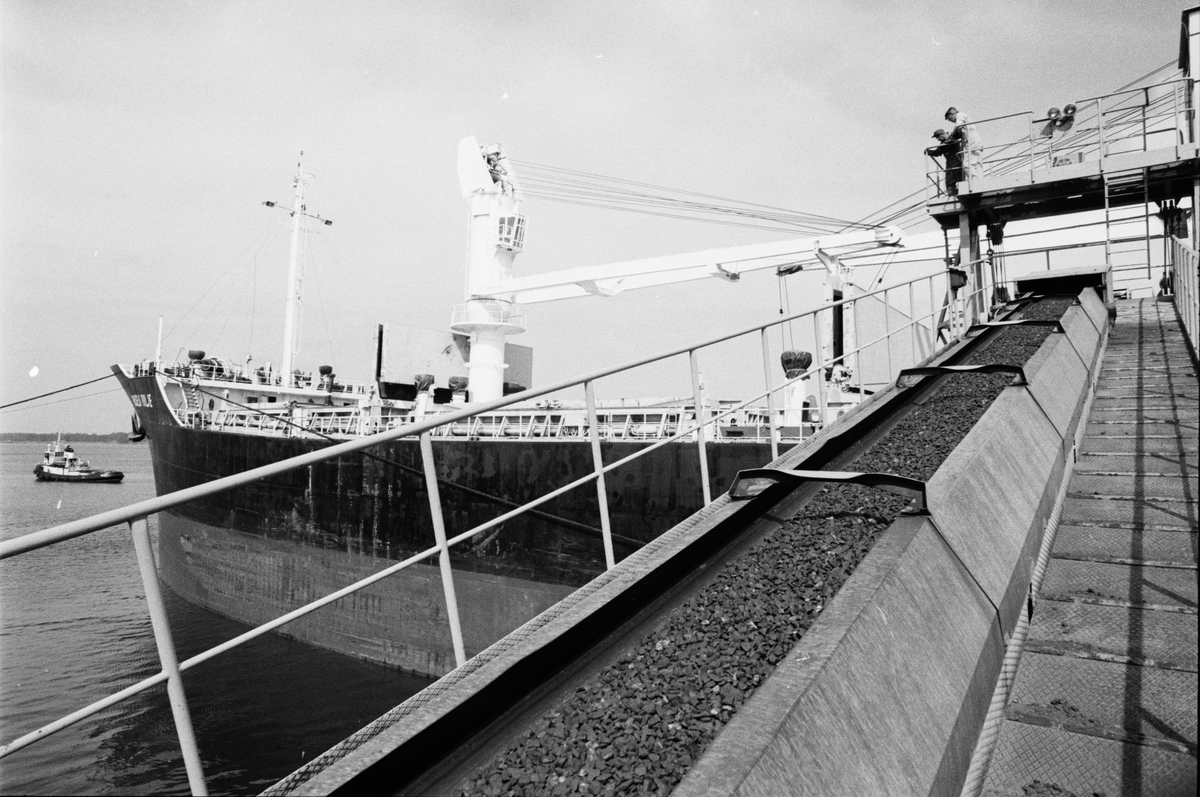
[
  {"left": 1169, "top": 236, "right": 1199, "bottom": 353},
  {"left": 1, "top": 263, "right": 979, "bottom": 795},
  {"left": 926, "top": 78, "right": 1193, "bottom": 202}
]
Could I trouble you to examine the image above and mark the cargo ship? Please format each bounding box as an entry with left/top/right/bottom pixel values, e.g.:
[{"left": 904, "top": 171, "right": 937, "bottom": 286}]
[{"left": 113, "top": 141, "right": 902, "bottom": 676}]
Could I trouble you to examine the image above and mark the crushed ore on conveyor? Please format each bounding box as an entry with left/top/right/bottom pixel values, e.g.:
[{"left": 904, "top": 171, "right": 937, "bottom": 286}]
[{"left": 460, "top": 299, "right": 1071, "bottom": 797}]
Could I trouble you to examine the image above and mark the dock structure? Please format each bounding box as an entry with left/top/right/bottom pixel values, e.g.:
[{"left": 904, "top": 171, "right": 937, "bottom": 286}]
[{"left": 977, "top": 297, "right": 1198, "bottom": 796}]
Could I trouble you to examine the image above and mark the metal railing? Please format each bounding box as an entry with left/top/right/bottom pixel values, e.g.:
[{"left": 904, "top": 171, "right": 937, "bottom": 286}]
[
  {"left": 926, "top": 78, "right": 1193, "bottom": 202},
  {"left": 449, "top": 298, "right": 528, "bottom": 332},
  {"left": 0, "top": 264, "right": 976, "bottom": 794},
  {"left": 1169, "top": 236, "right": 1199, "bottom": 352},
  {"left": 135, "top": 359, "right": 374, "bottom": 395},
  {"left": 987, "top": 229, "right": 1168, "bottom": 300}
]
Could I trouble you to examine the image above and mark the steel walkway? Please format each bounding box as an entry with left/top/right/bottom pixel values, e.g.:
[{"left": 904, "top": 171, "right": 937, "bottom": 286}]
[{"left": 982, "top": 298, "right": 1198, "bottom": 796}]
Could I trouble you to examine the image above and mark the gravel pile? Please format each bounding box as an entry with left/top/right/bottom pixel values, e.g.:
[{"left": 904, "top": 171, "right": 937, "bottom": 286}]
[{"left": 459, "top": 301, "right": 1069, "bottom": 797}]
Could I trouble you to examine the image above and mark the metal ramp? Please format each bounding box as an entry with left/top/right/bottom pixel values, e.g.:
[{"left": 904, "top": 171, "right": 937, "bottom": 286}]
[{"left": 980, "top": 297, "right": 1198, "bottom": 796}]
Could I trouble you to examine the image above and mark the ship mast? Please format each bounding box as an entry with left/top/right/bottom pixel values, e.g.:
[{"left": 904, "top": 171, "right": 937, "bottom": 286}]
[
  {"left": 265, "top": 154, "right": 331, "bottom": 387},
  {"left": 281, "top": 154, "right": 311, "bottom": 386}
]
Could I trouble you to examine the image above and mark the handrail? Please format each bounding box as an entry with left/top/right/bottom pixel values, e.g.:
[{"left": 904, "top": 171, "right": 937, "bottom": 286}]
[
  {"left": 0, "top": 258, "right": 1000, "bottom": 793},
  {"left": 1168, "top": 236, "right": 1199, "bottom": 352},
  {"left": 926, "top": 77, "right": 1192, "bottom": 202}
]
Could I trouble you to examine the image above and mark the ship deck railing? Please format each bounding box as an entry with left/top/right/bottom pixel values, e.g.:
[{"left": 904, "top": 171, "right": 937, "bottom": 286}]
[
  {"left": 177, "top": 392, "right": 800, "bottom": 443},
  {"left": 131, "top": 359, "right": 375, "bottom": 395},
  {"left": 2, "top": 244, "right": 1160, "bottom": 796},
  {"left": 925, "top": 77, "right": 1195, "bottom": 203}
]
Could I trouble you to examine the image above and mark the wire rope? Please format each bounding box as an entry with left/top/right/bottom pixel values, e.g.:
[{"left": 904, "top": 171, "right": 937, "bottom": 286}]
[
  {"left": 0, "top": 374, "right": 118, "bottom": 410},
  {"left": 163, "top": 220, "right": 279, "bottom": 343},
  {"left": 0, "top": 386, "right": 124, "bottom": 414}
]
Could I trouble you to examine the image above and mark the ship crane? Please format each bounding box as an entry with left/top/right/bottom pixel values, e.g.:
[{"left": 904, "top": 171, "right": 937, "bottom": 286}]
[{"left": 452, "top": 135, "right": 903, "bottom": 404}]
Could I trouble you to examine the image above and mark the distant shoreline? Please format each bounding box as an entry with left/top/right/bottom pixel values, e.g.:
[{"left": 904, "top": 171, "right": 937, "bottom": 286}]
[{"left": 0, "top": 432, "right": 129, "bottom": 444}]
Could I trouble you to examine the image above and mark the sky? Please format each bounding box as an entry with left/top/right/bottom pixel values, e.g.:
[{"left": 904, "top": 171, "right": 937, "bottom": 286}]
[{"left": 0, "top": 0, "right": 1185, "bottom": 433}]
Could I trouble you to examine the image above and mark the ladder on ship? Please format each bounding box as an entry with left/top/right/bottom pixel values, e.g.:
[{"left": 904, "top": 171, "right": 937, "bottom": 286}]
[
  {"left": 183, "top": 382, "right": 202, "bottom": 414},
  {"left": 1103, "top": 167, "right": 1153, "bottom": 298}
]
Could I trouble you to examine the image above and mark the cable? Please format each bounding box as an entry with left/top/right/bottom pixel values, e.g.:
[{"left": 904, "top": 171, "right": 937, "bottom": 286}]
[
  {"left": 0, "top": 374, "right": 118, "bottom": 410},
  {"left": 511, "top": 158, "right": 878, "bottom": 235},
  {"left": 164, "top": 220, "right": 279, "bottom": 343},
  {"left": 0, "top": 386, "right": 124, "bottom": 414},
  {"left": 514, "top": 159, "right": 870, "bottom": 227}
]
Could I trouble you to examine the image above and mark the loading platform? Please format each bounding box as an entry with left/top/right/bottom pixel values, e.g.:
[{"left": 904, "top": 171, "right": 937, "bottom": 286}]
[{"left": 979, "top": 298, "right": 1198, "bottom": 796}]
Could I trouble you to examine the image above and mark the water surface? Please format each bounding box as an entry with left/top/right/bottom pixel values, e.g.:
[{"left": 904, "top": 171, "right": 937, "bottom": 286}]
[{"left": 1, "top": 441, "right": 432, "bottom": 795}]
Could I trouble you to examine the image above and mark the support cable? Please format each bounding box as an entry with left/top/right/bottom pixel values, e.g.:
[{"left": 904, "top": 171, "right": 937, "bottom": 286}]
[{"left": 0, "top": 374, "right": 117, "bottom": 410}]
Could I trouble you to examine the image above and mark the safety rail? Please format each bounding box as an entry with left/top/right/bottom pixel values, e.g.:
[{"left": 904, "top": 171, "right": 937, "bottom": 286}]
[
  {"left": 926, "top": 78, "right": 1193, "bottom": 202},
  {"left": 1169, "top": 236, "right": 1199, "bottom": 353},
  {"left": 450, "top": 298, "right": 527, "bottom": 332},
  {"left": 0, "top": 264, "right": 987, "bottom": 795},
  {"left": 981, "top": 231, "right": 1169, "bottom": 301}
]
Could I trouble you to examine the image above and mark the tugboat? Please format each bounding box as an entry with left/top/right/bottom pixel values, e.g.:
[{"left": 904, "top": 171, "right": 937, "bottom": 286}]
[{"left": 33, "top": 438, "right": 124, "bottom": 483}]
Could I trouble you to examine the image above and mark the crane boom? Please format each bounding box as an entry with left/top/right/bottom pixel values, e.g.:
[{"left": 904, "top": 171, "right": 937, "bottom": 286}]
[{"left": 469, "top": 226, "right": 902, "bottom": 304}]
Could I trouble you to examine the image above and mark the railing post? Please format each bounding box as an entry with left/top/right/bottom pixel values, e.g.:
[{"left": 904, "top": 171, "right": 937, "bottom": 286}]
[
  {"left": 584, "top": 381, "right": 616, "bottom": 569},
  {"left": 129, "top": 516, "right": 208, "bottom": 797},
  {"left": 760, "top": 328, "right": 779, "bottom": 461},
  {"left": 418, "top": 433, "right": 466, "bottom": 667},
  {"left": 1028, "top": 111, "right": 1036, "bottom": 177},
  {"left": 883, "top": 287, "right": 893, "bottom": 380},
  {"left": 811, "top": 312, "right": 828, "bottom": 428},
  {"left": 688, "top": 350, "right": 712, "bottom": 506},
  {"left": 908, "top": 281, "right": 918, "bottom": 361},
  {"left": 852, "top": 297, "right": 863, "bottom": 397},
  {"left": 1142, "top": 88, "right": 1149, "bottom": 152},
  {"left": 928, "top": 275, "right": 938, "bottom": 350}
]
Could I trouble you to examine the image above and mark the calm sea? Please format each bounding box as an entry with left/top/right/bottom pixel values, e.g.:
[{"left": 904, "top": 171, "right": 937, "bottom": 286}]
[{"left": 0, "top": 441, "right": 432, "bottom": 795}]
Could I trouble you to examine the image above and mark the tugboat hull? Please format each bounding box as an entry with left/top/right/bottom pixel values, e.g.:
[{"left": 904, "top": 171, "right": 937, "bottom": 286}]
[{"left": 33, "top": 465, "right": 125, "bottom": 483}]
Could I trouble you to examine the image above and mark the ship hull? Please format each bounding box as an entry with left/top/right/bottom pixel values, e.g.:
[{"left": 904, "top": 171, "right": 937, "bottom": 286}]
[{"left": 115, "top": 369, "right": 787, "bottom": 675}]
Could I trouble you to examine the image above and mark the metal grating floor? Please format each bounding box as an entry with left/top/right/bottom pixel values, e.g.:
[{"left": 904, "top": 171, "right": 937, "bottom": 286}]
[{"left": 982, "top": 298, "right": 1199, "bottom": 797}]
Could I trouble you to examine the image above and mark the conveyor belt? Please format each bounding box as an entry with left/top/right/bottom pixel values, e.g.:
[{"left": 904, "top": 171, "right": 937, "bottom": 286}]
[{"left": 267, "top": 295, "right": 1087, "bottom": 797}]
